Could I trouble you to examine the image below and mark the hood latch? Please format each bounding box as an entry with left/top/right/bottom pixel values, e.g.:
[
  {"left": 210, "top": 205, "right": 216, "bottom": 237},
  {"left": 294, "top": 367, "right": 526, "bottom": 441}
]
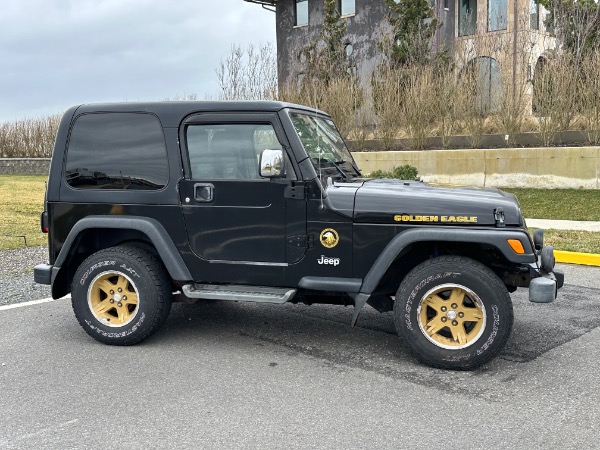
[{"left": 494, "top": 207, "right": 505, "bottom": 228}]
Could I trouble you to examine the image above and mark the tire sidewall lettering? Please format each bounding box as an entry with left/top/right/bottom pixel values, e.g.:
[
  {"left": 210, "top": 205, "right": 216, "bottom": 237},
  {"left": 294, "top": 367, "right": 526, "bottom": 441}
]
[
  {"left": 79, "top": 260, "right": 116, "bottom": 286},
  {"left": 73, "top": 252, "right": 157, "bottom": 339},
  {"left": 476, "top": 304, "right": 500, "bottom": 356},
  {"left": 84, "top": 312, "right": 146, "bottom": 338},
  {"left": 71, "top": 246, "right": 171, "bottom": 346},
  {"left": 119, "top": 263, "right": 140, "bottom": 279},
  {"left": 404, "top": 272, "right": 460, "bottom": 331},
  {"left": 395, "top": 258, "right": 512, "bottom": 369}
]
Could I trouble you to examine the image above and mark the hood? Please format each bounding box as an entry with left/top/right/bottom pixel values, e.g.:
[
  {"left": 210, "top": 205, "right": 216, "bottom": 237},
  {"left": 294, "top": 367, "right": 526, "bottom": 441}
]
[{"left": 326, "top": 179, "right": 523, "bottom": 227}]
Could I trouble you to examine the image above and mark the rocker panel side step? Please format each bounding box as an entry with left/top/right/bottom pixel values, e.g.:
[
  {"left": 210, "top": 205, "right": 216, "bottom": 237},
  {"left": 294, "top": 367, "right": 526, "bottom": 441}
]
[{"left": 182, "top": 284, "right": 297, "bottom": 304}]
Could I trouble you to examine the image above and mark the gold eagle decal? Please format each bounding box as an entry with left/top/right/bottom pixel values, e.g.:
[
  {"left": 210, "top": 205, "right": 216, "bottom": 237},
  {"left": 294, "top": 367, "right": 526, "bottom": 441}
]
[{"left": 319, "top": 228, "right": 339, "bottom": 248}]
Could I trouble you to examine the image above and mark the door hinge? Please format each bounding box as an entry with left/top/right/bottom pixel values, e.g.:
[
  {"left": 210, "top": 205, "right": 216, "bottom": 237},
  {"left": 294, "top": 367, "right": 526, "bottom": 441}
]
[
  {"left": 284, "top": 184, "right": 306, "bottom": 200},
  {"left": 287, "top": 235, "right": 314, "bottom": 248}
]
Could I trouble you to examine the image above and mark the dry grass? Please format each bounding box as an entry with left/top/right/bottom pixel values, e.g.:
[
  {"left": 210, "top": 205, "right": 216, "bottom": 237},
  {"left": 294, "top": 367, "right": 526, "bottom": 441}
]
[
  {"left": 4, "top": 50, "right": 600, "bottom": 157},
  {"left": 0, "top": 175, "right": 47, "bottom": 250}
]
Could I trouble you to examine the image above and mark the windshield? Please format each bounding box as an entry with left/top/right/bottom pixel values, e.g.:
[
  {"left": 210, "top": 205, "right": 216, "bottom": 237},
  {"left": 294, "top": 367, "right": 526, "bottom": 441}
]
[{"left": 289, "top": 112, "right": 360, "bottom": 179}]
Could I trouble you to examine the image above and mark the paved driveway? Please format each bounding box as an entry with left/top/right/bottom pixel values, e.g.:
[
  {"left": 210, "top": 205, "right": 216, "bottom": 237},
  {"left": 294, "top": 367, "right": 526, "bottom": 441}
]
[{"left": 0, "top": 263, "right": 599, "bottom": 449}]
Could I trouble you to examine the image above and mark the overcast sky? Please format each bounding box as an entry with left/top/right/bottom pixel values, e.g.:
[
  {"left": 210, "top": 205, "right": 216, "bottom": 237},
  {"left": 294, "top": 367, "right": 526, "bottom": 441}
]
[{"left": 0, "top": 0, "right": 276, "bottom": 122}]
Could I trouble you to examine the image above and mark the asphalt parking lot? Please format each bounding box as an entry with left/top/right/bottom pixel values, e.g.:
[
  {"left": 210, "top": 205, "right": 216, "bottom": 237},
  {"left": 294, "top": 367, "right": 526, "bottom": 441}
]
[{"left": 1, "top": 262, "right": 599, "bottom": 449}]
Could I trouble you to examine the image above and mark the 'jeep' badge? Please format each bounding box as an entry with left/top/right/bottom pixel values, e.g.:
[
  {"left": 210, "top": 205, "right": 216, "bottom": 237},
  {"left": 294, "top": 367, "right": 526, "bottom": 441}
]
[{"left": 320, "top": 228, "right": 339, "bottom": 248}]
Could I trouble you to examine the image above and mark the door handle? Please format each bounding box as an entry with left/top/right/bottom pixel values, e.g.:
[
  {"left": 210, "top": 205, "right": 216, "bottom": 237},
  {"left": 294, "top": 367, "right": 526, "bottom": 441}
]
[{"left": 194, "top": 183, "right": 214, "bottom": 203}]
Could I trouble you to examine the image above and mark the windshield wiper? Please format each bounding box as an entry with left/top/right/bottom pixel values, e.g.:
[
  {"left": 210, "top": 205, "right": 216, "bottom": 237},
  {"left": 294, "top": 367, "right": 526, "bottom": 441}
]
[
  {"left": 331, "top": 160, "right": 348, "bottom": 179},
  {"left": 311, "top": 156, "right": 347, "bottom": 179},
  {"left": 335, "top": 159, "right": 361, "bottom": 177}
]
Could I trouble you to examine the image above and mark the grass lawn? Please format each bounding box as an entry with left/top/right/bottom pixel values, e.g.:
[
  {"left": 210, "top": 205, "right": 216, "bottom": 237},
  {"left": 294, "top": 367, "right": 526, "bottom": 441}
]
[
  {"left": 502, "top": 188, "right": 600, "bottom": 253},
  {"left": 502, "top": 188, "right": 600, "bottom": 221},
  {"left": 1, "top": 176, "right": 599, "bottom": 254},
  {"left": 0, "top": 175, "right": 47, "bottom": 250}
]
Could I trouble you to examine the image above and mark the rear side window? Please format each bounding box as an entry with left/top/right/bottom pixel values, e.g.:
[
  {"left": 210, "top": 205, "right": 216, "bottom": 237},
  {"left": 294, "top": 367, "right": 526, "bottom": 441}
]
[{"left": 65, "top": 113, "right": 168, "bottom": 190}]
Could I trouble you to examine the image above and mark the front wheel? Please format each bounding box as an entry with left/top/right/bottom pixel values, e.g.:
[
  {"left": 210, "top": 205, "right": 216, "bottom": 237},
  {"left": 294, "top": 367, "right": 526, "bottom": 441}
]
[
  {"left": 71, "top": 246, "right": 172, "bottom": 345},
  {"left": 394, "top": 256, "right": 513, "bottom": 370}
]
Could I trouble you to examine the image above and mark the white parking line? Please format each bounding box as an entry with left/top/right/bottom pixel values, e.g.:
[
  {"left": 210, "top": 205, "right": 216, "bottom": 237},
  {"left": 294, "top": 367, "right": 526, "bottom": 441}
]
[
  {"left": 0, "top": 419, "right": 79, "bottom": 447},
  {"left": 0, "top": 296, "right": 69, "bottom": 311}
]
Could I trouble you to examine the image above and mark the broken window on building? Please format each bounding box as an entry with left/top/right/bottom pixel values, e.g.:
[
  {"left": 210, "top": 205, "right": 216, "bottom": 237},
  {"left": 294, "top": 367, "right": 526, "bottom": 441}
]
[
  {"left": 459, "top": 0, "right": 477, "bottom": 36},
  {"left": 488, "top": 0, "right": 507, "bottom": 31},
  {"left": 338, "top": 0, "right": 355, "bottom": 16},
  {"left": 295, "top": 0, "right": 308, "bottom": 26},
  {"left": 530, "top": 0, "right": 539, "bottom": 30},
  {"left": 345, "top": 43, "right": 353, "bottom": 57}
]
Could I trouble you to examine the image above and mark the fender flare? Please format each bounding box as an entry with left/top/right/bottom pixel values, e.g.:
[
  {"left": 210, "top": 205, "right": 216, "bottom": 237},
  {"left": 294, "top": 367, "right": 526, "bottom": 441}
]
[
  {"left": 360, "top": 228, "right": 535, "bottom": 294},
  {"left": 52, "top": 215, "right": 192, "bottom": 285},
  {"left": 350, "top": 228, "right": 536, "bottom": 326}
]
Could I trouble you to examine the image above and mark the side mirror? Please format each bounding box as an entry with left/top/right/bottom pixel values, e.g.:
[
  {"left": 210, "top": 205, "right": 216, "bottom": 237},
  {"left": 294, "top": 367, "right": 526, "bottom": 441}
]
[{"left": 259, "top": 149, "right": 284, "bottom": 178}]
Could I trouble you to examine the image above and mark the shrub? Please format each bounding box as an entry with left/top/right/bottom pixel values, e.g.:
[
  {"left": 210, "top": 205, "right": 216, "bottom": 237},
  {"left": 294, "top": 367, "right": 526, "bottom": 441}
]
[{"left": 370, "top": 164, "right": 419, "bottom": 180}]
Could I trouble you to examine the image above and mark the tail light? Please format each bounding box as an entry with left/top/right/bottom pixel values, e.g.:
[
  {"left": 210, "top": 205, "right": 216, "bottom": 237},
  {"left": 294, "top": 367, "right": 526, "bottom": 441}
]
[{"left": 40, "top": 211, "right": 48, "bottom": 233}]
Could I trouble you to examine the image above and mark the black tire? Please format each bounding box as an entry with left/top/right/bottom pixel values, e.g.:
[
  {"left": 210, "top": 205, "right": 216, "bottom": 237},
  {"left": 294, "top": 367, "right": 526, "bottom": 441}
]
[
  {"left": 71, "top": 246, "right": 172, "bottom": 345},
  {"left": 394, "top": 256, "right": 513, "bottom": 370}
]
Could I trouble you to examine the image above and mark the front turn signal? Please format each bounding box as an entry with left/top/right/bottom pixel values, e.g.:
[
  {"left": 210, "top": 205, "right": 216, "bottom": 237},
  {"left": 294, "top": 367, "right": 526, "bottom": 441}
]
[{"left": 507, "top": 239, "right": 525, "bottom": 254}]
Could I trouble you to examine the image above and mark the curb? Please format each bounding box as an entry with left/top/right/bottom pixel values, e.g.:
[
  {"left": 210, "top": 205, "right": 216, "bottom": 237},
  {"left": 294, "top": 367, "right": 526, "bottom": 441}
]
[{"left": 555, "top": 250, "right": 600, "bottom": 267}]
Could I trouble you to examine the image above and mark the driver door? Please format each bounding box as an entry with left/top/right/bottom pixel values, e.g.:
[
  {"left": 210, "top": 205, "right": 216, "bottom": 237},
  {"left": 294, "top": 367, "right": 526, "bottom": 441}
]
[{"left": 178, "top": 113, "right": 306, "bottom": 281}]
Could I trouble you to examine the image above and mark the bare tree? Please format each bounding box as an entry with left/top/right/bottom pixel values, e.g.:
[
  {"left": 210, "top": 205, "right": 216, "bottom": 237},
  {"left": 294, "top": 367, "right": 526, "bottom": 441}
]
[
  {"left": 216, "top": 43, "right": 278, "bottom": 100},
  {"left": 540, "top": 0, "right": 600, "bottom": 63},
  {"left": 0, "top": 115, "right": 61, "bottom": 158}
]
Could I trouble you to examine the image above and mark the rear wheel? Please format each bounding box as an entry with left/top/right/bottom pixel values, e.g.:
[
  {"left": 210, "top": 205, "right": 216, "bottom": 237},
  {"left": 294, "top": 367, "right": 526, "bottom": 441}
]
[
  {"left": 71, "top": 246, "right": 172, "bottom": 345},
  {"left": 394, "top": 256, "right": 513, "bottom": 370}
]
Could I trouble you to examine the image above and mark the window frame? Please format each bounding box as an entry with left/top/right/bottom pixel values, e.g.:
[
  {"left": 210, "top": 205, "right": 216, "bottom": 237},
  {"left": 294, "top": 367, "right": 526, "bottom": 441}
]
[
  {"left": 488, "top": 0, "right": 508, "bottom": 32},
  {"left": 459, "top": 0, "right": 477, "bottom": 37},
  {"left": 180, "top": 112, "right": 297, "bottom": 182},
  {"left": 338, "top": 0, "right": 356, "bottom": 16},
  {"left": 294, "top": 0, "right": 308, "bottom": 27},
  {"left": 184, "top": 123, "right": 282, "bottom": 181},
  {"left": 530, "top": 0, "right": 540, "bottom": 30},
  {"left": 460, "top": 56, "right": 502, "bottom": 114}
]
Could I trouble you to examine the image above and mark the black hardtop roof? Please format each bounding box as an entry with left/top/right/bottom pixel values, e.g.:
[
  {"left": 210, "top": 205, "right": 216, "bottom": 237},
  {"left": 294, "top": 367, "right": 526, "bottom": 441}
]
[{"left": 72, "top": 100, "right": 329, "bottom": 127}]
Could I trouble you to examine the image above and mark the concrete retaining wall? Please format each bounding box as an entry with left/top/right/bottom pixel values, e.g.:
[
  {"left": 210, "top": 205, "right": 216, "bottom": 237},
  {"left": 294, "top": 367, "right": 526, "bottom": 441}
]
[
  {"left": 352, "top": 147, "right": 600, "bottom": 189},
  {"left": 4, "top": 148, "right": 600, "bottom": 188},
  {"left": 0, "top": 158, "right": 51, "bottom": 175}
]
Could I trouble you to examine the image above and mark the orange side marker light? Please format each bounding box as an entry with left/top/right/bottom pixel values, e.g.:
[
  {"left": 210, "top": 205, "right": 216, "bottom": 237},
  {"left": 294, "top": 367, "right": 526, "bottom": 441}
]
[{"left": 507, "top": 239, "right": 525, "bottom": 254}]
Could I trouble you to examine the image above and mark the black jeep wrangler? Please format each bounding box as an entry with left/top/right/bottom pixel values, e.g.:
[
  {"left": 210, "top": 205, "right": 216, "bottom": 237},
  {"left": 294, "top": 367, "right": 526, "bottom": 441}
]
[{"left": 34, "top": 101, "right": 563, "bottom": 370}]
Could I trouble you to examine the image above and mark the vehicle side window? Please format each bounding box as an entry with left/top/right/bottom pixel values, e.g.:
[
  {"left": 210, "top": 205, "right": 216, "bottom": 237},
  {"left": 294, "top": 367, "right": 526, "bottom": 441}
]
[
  {"left": 186, "top": 123, "right": 283, "bottom": 180},
  {"left": 65, "top": 113, "right": 168, "bottom": 190}
]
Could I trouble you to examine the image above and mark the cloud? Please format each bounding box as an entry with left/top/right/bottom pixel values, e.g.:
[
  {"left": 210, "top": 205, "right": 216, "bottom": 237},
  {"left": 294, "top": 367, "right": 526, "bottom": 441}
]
[{"left": 0, "top": 0, "right": 276, "bottom": 121}]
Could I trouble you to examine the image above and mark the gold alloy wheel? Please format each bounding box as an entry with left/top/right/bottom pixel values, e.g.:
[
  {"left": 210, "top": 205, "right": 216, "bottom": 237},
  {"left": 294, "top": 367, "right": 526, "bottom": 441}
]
[
  {"left": 87, "top": 271, "right": 140, "bottom": 327},
  {"left": 417, "top": 283, "right": 486, "bottom": 350}
]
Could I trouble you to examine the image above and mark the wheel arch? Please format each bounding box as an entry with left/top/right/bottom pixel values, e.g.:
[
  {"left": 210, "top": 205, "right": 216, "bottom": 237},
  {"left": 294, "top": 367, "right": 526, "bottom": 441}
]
[
  {"left": 359, "top": 228, "right": 536, "bottom": 296},
  {"left": 51, "top": 216, "right": 192, "bottom": 299}
]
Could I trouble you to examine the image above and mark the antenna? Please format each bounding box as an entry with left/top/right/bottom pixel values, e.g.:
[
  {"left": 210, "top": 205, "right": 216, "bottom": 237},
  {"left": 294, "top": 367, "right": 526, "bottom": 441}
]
[{"left": 314, "top": 102, "right": 325, "bottom": 211}]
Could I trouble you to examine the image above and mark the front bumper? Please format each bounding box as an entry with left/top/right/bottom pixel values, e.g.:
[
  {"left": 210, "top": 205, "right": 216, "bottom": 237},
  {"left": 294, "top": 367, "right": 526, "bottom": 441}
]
[{"left": 528, "top": 243, "right": 564, "bottom": 303}]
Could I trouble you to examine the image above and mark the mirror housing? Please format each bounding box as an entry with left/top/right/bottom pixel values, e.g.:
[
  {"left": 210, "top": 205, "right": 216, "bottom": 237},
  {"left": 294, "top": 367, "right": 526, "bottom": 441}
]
[{"left": 259, "top": 149, "right": 284, "bottom": 178}]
